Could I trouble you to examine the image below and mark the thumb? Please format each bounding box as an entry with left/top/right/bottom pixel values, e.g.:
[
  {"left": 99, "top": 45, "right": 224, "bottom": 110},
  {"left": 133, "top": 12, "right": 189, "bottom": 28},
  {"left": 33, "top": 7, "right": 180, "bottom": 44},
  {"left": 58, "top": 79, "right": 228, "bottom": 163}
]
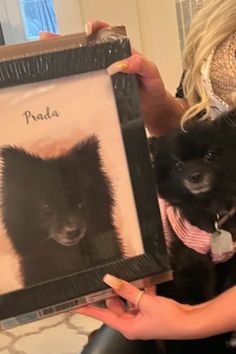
[{"left": 103, "top": 274, "right": 146, "bottom": 307}]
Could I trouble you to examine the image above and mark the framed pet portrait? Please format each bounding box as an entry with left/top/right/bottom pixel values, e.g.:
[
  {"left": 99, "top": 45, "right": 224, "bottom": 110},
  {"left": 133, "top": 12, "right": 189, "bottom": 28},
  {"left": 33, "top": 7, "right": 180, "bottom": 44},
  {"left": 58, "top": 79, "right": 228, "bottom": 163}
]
[{"left": 0, "top": 27, "right": 171, "bottom": 329}]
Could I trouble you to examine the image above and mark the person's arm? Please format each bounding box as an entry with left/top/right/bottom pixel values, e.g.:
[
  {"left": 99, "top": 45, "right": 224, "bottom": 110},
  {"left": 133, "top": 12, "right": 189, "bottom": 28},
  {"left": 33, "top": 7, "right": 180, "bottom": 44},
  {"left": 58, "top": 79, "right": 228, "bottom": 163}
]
[
  {"left": 186, "top": 285, "right": 236, "bottom": 338},
  {"left": 76, "top": 274, "right": 236, "bottom": 340}
]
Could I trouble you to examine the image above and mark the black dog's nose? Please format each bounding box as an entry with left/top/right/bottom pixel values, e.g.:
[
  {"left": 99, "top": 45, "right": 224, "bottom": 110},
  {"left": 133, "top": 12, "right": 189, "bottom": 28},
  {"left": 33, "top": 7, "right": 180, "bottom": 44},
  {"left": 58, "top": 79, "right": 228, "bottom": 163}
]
[
  {"left": 67, "top": 229, "right": 80, "bottom": 239},
  {"left": 190, "top": 172, "right": 203, "bottom": 184}
]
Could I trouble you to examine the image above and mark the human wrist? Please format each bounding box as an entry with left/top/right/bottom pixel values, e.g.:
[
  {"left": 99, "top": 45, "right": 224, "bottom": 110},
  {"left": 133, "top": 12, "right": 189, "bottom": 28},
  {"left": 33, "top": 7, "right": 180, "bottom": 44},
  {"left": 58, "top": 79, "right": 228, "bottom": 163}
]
[
  {"left": 170, "top": 305, "right": 201, "bottom": 340},
  {"left": 179, "top": 302, "right": 222, "bottom": 340},
  {"left": 161, "top": 92, "right": 188, "bottom": 118},
  {"left": 146, "top": 92, "right": 187, "bottom": 136},
  {"left": 181, "top": 306, "right": 210, "bottom": 339}
]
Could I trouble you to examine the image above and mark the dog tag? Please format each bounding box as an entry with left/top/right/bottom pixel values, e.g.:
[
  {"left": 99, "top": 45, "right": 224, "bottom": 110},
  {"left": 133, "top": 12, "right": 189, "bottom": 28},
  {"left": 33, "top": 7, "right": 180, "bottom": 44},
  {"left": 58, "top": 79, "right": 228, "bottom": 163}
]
[{"left": 211, "top": 228, "right": 234, "bottom": 255}]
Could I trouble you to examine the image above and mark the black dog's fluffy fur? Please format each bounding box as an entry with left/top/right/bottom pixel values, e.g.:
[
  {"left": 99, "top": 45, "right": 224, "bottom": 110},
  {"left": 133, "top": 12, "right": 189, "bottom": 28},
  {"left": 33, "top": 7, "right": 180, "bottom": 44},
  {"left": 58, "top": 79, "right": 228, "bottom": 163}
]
[
  {"left": 1, "top": 136, "right": 122, "bottom": 287},
  {"left": 150, "top": 108, "right": 236, "bottom": 353}
]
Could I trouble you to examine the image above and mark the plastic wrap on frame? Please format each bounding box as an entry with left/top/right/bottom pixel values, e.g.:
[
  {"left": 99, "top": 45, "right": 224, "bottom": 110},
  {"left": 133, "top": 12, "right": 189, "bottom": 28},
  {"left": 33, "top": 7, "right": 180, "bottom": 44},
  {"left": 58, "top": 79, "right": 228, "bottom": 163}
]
[
  {"left": 0, "top": 27, "right": 127, "bottom": 86},
  {"left": 0, "top": 28, "right": 171, "bottom": 328}
]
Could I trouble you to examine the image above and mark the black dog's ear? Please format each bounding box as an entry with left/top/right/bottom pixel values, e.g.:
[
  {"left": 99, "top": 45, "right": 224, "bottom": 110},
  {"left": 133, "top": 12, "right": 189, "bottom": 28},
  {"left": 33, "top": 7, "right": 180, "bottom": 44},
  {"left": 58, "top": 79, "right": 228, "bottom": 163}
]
[
  {"left": 148, "top": 136, "right": 168, "bottom": 160},
  {"left": 1, "top": 146, "right": 47, "bottom": 199},
  {"left": 1, "top": 146, "right": 41, "bottom": 176},
  {"left": 67, "top": 135, "right": 101, "bottom": 166}
]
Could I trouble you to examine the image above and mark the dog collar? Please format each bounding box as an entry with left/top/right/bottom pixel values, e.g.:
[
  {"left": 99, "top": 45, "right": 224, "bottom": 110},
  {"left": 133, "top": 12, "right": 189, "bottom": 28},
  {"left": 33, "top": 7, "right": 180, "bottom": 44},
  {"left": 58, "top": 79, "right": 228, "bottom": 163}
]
[{"left": 158, "top": 197, "right": 236, "bottom": 264}]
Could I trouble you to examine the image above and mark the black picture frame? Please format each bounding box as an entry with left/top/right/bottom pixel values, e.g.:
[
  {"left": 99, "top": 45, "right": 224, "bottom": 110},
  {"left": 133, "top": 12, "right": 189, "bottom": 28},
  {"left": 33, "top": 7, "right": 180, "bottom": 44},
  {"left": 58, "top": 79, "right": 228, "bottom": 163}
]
[
  {"left": 0, "top": 22, "right": 5, "bottom": 46},
  {"left": 0, "top": 28, "right": 171, "bottom": 329}
]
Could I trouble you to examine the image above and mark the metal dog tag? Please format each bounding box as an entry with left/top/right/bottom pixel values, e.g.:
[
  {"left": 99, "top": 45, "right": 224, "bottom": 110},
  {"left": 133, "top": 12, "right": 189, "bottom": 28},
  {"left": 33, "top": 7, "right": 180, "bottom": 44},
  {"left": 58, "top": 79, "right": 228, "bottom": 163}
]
[{"left": 211, "top": 228, "right": 234, "bottom": 255}]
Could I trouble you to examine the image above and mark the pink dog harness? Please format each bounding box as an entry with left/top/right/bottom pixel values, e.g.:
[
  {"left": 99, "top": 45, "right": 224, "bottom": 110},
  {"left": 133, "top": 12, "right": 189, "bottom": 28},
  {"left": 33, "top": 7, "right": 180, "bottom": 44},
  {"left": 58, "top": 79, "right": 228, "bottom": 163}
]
[{"left": 158, "top": 197, "right": 236, "bottom": 263}]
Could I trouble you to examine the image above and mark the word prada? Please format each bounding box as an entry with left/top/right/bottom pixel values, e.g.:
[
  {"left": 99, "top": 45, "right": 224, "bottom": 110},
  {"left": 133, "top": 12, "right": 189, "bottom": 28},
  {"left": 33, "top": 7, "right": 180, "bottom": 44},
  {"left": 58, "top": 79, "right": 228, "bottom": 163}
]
[{"left": 23, "top": 107, "right": 60, "bottom": 124}]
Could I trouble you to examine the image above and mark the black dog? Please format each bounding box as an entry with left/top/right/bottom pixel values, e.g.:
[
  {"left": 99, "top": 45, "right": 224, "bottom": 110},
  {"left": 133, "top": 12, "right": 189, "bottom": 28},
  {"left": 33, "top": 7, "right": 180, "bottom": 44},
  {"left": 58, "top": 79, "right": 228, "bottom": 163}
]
[
  {"left": 1, "top": 135, "right": 122, "bottom": 287},
  {"left": 150, "top": 108, "right": 236, "bottom": 303},
  {"left": 150, "top": 108, "right": 236, "bottom": 353}
]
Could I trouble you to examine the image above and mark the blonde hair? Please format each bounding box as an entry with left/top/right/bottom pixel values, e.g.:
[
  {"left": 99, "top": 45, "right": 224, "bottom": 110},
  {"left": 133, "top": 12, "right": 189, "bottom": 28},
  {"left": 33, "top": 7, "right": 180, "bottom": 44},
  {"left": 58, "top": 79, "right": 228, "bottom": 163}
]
[{"left": 182, "top": 0, "right": 236, "bottom": 124}]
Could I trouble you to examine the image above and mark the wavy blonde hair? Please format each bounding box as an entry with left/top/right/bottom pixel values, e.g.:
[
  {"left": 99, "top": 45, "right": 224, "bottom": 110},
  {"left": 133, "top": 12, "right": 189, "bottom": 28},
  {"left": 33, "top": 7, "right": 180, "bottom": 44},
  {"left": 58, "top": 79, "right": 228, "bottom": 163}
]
[{"left": 181, "top": 0, "right": 236, "bottom": 123}]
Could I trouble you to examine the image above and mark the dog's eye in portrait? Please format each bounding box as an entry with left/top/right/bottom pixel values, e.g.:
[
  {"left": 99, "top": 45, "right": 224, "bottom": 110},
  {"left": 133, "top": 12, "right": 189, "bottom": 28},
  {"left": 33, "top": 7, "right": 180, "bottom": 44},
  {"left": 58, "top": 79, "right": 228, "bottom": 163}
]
[
  {"left": 39, "top": 204, "right": 52, "bottom": 217},
  {"left": 204, "top": 148, "right": 219, "bottom": 162}
]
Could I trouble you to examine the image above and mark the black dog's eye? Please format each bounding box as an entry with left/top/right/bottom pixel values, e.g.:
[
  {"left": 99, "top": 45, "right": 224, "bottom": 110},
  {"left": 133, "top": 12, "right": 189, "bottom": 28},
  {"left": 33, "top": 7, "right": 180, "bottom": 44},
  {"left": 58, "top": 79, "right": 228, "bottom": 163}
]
[
  {"left": 205, "top": 149, "right": 218, "bottom": 162},
  {"left": 77, "top": 202, "right": 83, "bottom": 209},
  {"left": 173, "top": 160, "right": 183, "bottom": 172}
]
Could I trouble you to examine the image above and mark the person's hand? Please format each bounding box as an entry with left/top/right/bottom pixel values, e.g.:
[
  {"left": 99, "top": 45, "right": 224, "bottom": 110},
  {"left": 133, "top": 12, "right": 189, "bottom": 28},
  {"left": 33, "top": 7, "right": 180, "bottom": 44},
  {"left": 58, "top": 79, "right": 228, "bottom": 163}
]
[
  {"left": 39, "top": 32, "right": 60, "bottom": 40},
  {"left": 75, "top": 274, "right": 194, "bottom": 340},
  {"left": 39, "top": 21, "right": 186, "bottom": 135},
  {"left": 85, "top": 20, "right": 168, "bottom": 133}
]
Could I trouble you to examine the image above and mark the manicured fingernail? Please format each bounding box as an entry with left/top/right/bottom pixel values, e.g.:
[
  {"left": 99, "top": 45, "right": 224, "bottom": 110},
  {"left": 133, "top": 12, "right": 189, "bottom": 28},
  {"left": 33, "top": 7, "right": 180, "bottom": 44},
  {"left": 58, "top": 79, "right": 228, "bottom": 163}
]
[
  {"left": 107, "top": 61, "right": 129, "bottom": 76},
  {"left": 85, "top": 22, "right": 92, "bottom": 36},
  {"left": 103, "top": 274, "right": 124, "bottom": 290}
]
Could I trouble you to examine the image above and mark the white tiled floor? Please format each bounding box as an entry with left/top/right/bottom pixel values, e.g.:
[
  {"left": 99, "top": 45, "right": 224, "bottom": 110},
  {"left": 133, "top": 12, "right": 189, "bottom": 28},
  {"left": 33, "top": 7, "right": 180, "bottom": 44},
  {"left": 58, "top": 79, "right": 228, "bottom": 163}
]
[{"left": 0, "top": 312, "right": 102, "bottom": 354}]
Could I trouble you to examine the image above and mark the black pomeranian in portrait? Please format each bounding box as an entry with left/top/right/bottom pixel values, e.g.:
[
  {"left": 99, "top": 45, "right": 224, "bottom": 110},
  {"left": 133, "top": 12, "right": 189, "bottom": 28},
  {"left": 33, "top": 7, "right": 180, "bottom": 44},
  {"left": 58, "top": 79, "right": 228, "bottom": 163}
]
[
  {"left": 1, "top": 135, "right": 122, "bottom": 287},
  {"left": 150, "top": 108, "right": 236, "bottom": 354}
]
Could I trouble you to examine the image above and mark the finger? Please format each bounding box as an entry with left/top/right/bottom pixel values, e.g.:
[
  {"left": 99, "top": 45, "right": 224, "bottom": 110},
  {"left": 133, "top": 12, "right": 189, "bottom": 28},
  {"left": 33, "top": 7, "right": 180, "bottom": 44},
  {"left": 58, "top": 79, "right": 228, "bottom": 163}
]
[
  {"left": 107, "top": 54, "right": 160, "bottom": 83},
  {"left": 39, "top": 32, "right": 60, "bottom": 40},
  {"left": 106, "top": 296, "right": 126, "bottom": 316},
  {"left": 75, "top": 306, "right": 132, "bottom": 333},
  {"left": 145, "top": 286, "right": 156, "bottom": 296},
  {"left": 128, "top": 286, "right": 155, "bottom": 312},
  {"left": 85, "top": 20, "right": 109, "bottom": 36},
  {"left": 103, "top": 274, "right": 146, "bottom": 307}
]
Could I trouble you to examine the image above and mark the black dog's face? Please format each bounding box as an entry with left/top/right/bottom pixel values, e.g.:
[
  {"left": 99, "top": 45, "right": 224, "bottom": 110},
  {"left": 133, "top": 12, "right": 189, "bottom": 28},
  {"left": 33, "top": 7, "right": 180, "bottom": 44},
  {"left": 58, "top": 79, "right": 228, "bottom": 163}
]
[
  {"left": 36, "top": 149, "right": 91, "bottom": 247},
  {"left": 38, "top": 186, "right": 87, "bottom": 247},
  {"left": 2, "top": 136, "right": 114, "bottom": 249},
  {"left": 40, "top": 204, "right": 86, "bottom": 247},
  {"left": 149, "top": 120, "right": 226, "bottom": 201},
  {"left": 169, "top": 144, "right": 220, "bottom": 195}
]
